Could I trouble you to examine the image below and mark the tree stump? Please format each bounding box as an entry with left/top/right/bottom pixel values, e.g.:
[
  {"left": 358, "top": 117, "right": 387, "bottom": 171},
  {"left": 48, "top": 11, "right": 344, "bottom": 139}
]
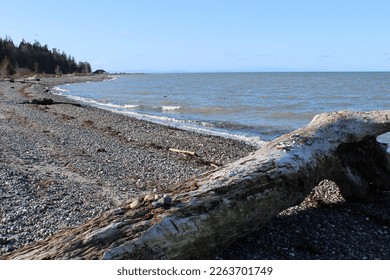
[{"left": 2, "top": 110, "right": 390, "bottom": 260}]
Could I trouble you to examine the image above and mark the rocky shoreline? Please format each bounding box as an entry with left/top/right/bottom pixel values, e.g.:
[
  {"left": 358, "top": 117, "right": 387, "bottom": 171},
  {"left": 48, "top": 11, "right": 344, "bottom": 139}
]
[{"left": 0, "top": 76, "right": 389, "bottom": 259}]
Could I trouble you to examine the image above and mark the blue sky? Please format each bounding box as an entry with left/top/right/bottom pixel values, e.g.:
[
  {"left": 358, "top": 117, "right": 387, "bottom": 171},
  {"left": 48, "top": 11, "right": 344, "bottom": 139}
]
[{"left": 1, "top": 0, "right": 390, "bottom": 72}]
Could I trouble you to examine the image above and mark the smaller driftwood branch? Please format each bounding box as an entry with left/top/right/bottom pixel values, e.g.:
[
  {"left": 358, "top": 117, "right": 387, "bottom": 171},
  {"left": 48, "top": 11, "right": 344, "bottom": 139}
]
[
  {"left": 168, "top": 148, "right": 197, "bottom": 156},
  {"left": 169, "top": 148, "right": 220, "bottom": 168}
]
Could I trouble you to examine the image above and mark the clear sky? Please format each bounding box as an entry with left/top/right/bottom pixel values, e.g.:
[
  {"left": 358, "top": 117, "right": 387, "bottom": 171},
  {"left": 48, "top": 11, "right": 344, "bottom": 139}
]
[{"left": 1, "top": 0, "right": 390, "bottom": 73}]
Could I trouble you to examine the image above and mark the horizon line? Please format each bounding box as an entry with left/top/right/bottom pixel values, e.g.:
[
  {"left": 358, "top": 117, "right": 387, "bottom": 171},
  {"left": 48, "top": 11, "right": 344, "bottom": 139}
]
[{"left": 107, "top": 70, "right": 390, "bottom": 74}]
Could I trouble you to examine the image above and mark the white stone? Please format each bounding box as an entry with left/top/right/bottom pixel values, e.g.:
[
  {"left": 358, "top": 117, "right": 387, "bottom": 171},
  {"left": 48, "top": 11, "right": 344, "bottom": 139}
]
[
  {"left": 130, "top": 200, "right": 141, "bottom": 209},
  {"left": 143, "top": 194, "right": 155, "bottom": 202}
]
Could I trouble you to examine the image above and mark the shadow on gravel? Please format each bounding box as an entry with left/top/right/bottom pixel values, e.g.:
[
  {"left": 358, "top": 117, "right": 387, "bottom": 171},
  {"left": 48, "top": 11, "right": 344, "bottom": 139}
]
[{"left": 219, "top": 192, "right": 390, "bottom": 260}]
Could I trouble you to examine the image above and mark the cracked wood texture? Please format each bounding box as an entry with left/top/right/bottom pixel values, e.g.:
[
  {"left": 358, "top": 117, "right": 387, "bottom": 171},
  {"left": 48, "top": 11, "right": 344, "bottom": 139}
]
[{"left": 2, "top": 110, "right": 390, "bottom": 260}]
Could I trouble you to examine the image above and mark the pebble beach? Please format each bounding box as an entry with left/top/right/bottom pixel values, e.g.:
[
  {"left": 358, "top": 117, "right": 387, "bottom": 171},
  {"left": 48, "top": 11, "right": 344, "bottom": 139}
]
[{"left": 0, "top": 76, "right": 389, "bottom": 259}]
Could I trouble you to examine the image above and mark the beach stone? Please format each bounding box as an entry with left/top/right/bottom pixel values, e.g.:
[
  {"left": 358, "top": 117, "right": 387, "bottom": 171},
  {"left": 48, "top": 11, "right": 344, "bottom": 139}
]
[
  {"left": 0, "top": 238, "right": 8, "bottom": 245},
  {"left": 144, "top": 194, "right": 155, "bottom": 202},
  {"left": 158, "top": 195, "right": 172, "bottom": 206},
  {"left": 151, "top": 201, "right": 163, "bottom": 208},
  {"left": 154, "top": 194, "right": 161, "bottom": 200},
  {"left": 130, "top": 200, "right": 141, "bottom": 209}
]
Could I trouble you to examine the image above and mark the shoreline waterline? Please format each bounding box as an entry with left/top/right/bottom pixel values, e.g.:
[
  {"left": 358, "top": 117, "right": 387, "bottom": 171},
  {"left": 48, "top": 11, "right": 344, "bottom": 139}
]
[
  {"left": 52, "top": 83, "right": 267, "bottom": 147},
  {"left": 53, "top": 72, "right": 390, "bottom": 148}
]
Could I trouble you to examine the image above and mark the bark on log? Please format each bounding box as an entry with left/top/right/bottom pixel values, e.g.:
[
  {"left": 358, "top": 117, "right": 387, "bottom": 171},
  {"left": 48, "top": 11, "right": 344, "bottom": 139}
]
[{"left": 2, "top": 110, "right": 390, "bottom": 260}]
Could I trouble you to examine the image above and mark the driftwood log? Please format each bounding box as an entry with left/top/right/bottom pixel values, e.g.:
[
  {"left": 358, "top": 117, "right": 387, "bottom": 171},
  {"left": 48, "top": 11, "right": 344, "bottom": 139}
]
[{"left": 2, "top": 110, "right": 390, "bottom": 260}]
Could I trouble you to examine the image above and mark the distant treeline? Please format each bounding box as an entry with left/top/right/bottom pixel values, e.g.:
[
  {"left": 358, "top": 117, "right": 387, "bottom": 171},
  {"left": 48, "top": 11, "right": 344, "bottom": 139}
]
[{"left": 0, "top": 36, "right": 91, "bottom": 77}]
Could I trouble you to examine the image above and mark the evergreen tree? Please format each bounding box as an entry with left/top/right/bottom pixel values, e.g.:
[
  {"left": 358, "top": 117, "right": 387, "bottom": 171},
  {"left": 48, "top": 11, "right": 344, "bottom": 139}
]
[
  {"left": 0, "top": 56, "right": 15, "bottom": 76},
  {"left": 0, "top": 36, "right": 92, "bottom": 76}
]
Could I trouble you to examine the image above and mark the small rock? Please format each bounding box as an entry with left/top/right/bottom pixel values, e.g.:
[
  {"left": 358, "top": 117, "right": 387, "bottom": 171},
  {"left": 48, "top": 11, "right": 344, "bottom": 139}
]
[
  {"left": 151, "top": 201, "right": 163, "bottom": 208},
  {"left": 130, "top": 199, "right": 141, "bottom": 209},
  {"left": 154, "top": 194, "right": 161, "bottom": 200},
  {"left": 144, "top": 194, "right": 155, "bottom": 202},
  {"left": 0, "top": 237, "right": 8, "bottom": 245},
  {"left": 158, "top": 195, "right": 172, "bottom": 206}
]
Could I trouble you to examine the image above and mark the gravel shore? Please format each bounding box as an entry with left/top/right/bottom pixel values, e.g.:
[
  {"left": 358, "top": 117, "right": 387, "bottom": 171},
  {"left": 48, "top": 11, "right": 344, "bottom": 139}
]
[{"left": 0, "top": 76, "right": 389, "bottom": 259}]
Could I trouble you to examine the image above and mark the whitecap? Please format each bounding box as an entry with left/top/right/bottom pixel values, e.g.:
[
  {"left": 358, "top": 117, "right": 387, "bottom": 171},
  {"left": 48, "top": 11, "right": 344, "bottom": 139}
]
[
  {"left": 52, "top": 86, "right": 70, "bottom": 93},
  {"left": 124, "top": 104, "right": 139, "bottom": 109},
  {"left": 162, "top": 106, "right": 181, "bottom": 112}
]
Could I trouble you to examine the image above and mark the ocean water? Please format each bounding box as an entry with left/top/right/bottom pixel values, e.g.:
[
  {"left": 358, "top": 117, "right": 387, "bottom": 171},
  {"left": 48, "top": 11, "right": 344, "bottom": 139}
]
[{"left": 55, "top": 72, "right": 390, "bottom": 146}]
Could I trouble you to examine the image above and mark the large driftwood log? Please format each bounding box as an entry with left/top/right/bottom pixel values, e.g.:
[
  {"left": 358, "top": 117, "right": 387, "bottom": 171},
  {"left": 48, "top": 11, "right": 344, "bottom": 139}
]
[{"left": 2, "top": 110, "right": 390, "bottom": 260}]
